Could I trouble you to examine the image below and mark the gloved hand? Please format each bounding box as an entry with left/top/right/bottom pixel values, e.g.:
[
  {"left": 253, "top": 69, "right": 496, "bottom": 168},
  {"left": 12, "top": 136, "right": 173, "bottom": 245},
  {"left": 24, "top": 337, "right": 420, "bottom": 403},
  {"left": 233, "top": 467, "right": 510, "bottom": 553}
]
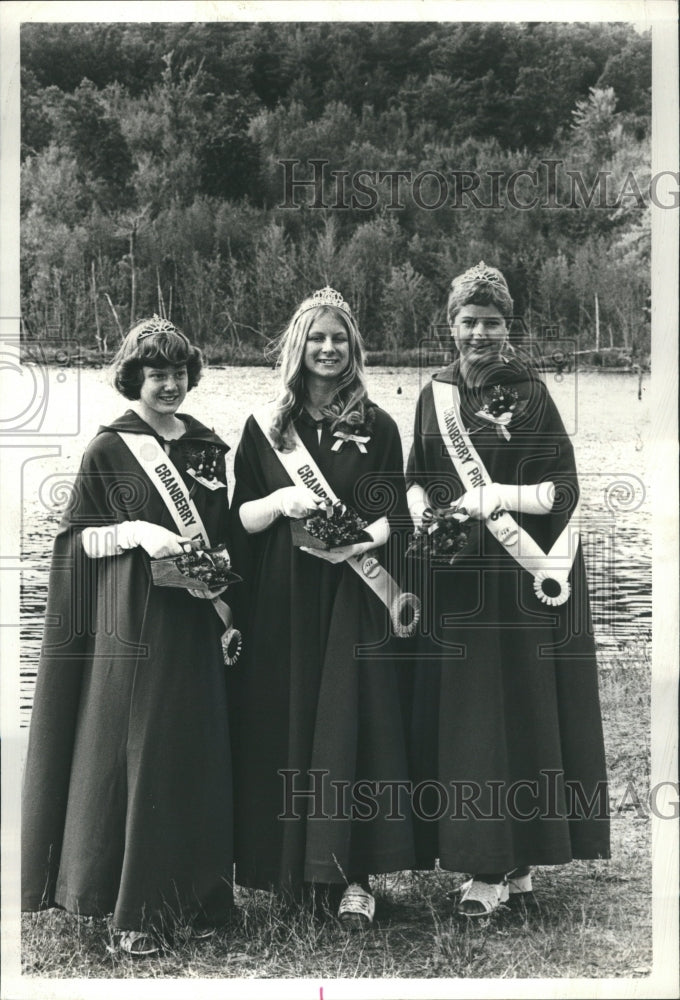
[
  {"left": 496, "top": 481, "right": 555, "bottom": 515},
  {"left": 275, "top": 487, "right": 322, "bottom": 519},
  {"left": 299, "top": 539, "right": 373, "bottom": 564},
  {"left": 119, "top": 520, "right": 191, "bottom": 558},
  {"left": 188, "top": 586, "right": 229, "bottom": 599},
  {"left": 407, "top": 483, "right": 431, "bottom": 530},
  {"left": 81, "top": 521, "right": 191, "bottom": 559},
  {"left": 454, "top": 484, "right": 503, "bottom": 521},
  {"left": 239, "top": 487, "right": 321, "bottom": 533},
  {"left": 456, "top": 482, "right": 556, "bottom": 520}
]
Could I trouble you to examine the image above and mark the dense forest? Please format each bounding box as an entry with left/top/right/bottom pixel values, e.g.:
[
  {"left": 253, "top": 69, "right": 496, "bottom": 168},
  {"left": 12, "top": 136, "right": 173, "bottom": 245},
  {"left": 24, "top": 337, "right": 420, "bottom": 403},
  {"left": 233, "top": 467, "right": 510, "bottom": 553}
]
[{"left": 20, "top": 21, "right": 652, "bottom": 360}]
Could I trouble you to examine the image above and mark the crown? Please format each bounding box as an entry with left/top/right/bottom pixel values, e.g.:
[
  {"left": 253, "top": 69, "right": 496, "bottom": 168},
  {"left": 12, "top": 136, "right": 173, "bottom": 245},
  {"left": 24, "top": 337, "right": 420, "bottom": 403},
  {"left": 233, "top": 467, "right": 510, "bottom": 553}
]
[
  {"left": 136, "top": 314, "right": 183, "bottom": 341},
  {"left": 452, "top": 261, "right": 508, "bottom": 291},
  {"left": 293, "top": 287, "right": 353, "bottom": 321}
]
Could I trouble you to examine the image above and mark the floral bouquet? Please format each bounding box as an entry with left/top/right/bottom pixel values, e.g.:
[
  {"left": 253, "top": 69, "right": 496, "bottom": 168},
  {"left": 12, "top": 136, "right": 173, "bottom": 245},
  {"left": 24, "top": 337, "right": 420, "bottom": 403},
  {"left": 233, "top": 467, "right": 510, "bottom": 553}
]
[
  {"left": 183, "top": 443, "right": 227, "bottom": 490},
  {"left": 406, "top": 506, "right": 471, "bottom": 565},
  {"left": 476, "top": 384, "right": 520, "bottom": 440},
  {"left": 150, "top": 544, "right": 242, "bottom": 594},
  {"left": 290, "top": 499, "right": 374, "bottom": 550}
]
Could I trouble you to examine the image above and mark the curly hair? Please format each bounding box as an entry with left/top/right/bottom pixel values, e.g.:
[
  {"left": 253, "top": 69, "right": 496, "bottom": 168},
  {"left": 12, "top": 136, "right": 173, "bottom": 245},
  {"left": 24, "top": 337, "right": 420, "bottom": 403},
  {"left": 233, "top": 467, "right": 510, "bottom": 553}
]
[
  {"left": 267, "top": 302, "right": 368, "bottom": 451},
  {"left": 447, "top": 262, "right": 514, "bottom": 327},
  {"left": 111, "top": 316, "right": 203, "bottom": 400}
]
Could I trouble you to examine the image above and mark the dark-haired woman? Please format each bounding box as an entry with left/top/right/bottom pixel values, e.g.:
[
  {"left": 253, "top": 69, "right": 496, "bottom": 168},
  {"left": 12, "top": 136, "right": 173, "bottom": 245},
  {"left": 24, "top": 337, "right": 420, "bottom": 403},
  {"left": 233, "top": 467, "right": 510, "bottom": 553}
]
[
  {"left": 230, "top": 288, "right": 415, "bottom": 925},
  {"left": 407, "top": 263, "right": 609, "bottom": 916},
  {"left": 22, "top": 317, "right": 235, "bottom": 955}
]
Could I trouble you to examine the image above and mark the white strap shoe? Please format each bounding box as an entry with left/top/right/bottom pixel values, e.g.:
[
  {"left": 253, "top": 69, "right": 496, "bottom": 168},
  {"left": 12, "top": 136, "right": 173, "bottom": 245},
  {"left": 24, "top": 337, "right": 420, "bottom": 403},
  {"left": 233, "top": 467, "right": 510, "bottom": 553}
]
[
  {"left": 506, "top": 867, "right": 533, "bottom": 895},
  {"left": 457, "top": 877, "right": 509, "bottom": 917},
  {"left": 338, "top": 883, "right": 375, "bottom": 928},
  {"left": 107, "top": 930, "right": 159, "bottom": 957}
]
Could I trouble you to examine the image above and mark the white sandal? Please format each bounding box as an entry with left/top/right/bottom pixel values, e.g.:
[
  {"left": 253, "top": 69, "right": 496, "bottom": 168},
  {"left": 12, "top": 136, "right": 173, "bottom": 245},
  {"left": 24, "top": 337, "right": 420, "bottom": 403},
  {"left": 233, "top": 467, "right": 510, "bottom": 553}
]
[
  {"left": 338, "top": 883, "right": 375, "bottom": 928},
  {"left": 107, "top": 930, "right": 159, "bottom": 957},
  {"left": 457, "top": 877, "right": 509, "bottom": 917},
  {"left": 506, "top": 867, "right": 533, "bottom": 895}
]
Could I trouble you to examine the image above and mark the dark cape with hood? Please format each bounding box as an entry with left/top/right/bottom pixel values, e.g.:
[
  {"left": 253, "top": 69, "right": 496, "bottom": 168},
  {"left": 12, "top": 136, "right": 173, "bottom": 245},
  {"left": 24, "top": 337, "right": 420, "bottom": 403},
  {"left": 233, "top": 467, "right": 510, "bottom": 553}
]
[
  {"left": 22, "top": 410, "right": 234, "bottom": 930},
  {"left": 406, "top": 361, "right": 610, "bottom": 873},
  {"left": 229, "top": 405, "right": 415, "bottom": 891}
]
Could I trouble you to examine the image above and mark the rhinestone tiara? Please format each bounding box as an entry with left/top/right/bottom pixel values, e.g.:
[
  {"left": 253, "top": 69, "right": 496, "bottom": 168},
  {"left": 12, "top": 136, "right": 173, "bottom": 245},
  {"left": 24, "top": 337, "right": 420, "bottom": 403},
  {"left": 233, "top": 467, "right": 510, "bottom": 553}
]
[
  {"left": 451, "top": 261, "right": 508, "bottom": 290},
  {"left": 293, "top": 286, "right": 353, "bottom": 321},
  {"left": 136, "top": 314, "right": 184, "bottom": 341}
]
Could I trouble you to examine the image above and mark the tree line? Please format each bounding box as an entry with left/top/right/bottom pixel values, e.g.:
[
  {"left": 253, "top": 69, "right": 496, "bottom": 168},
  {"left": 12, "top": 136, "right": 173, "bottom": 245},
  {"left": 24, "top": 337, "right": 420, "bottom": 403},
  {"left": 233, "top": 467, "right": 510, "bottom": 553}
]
[{"left": 20, "top": 21, "right": 651, "bottom": 361}]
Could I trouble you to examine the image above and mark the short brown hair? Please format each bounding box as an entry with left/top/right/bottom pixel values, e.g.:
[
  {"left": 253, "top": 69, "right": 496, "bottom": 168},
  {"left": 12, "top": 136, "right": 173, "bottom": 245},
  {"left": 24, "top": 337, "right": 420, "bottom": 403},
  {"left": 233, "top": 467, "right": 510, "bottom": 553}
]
[{"left": 111, "top": 316, "right": 203, "bottom": 400}]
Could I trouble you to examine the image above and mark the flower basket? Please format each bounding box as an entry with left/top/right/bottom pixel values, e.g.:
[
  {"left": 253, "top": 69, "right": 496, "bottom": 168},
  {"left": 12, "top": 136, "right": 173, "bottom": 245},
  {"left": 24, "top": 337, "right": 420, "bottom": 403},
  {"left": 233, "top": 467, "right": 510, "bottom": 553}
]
[
  {"left": 290, "top": 500, "right": 373, "bottom": 550},
  {"left": 150, "top": 544, "right": 242, "bottom": 594}
]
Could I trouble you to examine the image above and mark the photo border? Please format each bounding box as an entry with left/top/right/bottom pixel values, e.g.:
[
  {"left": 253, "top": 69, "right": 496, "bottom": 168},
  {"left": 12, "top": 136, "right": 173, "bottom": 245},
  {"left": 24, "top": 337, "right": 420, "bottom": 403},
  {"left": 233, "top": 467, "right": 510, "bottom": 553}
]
[{"left": 1, "top": 2, "right": 677, "bottom": 998}]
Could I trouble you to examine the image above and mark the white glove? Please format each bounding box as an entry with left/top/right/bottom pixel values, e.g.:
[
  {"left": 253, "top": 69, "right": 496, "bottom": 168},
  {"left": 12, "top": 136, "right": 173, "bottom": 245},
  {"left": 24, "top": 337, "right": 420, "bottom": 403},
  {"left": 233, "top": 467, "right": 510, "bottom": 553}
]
[
  {"left": 456, "top": 482, "right": 555, "bottom": 521},
  {"left": 496, "top": 481, "right": 555, "bottom": 515},
  {"left": 188, "top": 586, "right": 228, "bottom": 599},
  {"left": 454, "top": 484, "right": 503, "bottom": 521},
  {"left": 81, "top": 521, "right": 191, "bottom": 559},
  {"left": 407, "top": 483, "right": 430, "bottom": 529},
  {"left": 239, "top": 487, "right": 321, "bottom": 534}
]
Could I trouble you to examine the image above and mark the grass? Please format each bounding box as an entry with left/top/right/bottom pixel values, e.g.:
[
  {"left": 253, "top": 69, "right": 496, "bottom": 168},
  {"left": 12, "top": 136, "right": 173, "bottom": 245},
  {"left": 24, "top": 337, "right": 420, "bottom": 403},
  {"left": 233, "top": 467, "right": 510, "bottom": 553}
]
[{"left": 21, "top": 651, "right": 652, "bottom": 981}]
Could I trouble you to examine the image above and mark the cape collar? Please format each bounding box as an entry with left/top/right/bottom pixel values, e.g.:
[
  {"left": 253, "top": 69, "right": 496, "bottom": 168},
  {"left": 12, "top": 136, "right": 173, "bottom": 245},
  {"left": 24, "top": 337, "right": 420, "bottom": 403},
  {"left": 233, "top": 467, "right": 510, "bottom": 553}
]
[
  {"left": 432, "top": 361, "right": 460, "bottom": 385},
  {"left": 431, "top": 358, "right": 535, "bottom": 393},
  {"left": 97, "top": 409, "right": 230, "bottom": 451}
]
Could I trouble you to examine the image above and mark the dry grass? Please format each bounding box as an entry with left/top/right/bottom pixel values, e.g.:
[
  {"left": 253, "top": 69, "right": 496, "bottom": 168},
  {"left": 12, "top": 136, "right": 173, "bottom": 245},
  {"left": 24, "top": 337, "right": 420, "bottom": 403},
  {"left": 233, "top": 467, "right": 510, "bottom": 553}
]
[{"left": 21, "top": 651, "right": 652, "bottom": 981}]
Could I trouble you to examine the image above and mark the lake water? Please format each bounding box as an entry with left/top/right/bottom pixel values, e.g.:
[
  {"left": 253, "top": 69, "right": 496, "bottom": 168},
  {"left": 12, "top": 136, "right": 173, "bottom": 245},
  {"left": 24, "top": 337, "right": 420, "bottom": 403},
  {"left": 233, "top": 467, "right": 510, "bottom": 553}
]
[{"left": 18, "top": 365, "right": 651, "bottom": 726}]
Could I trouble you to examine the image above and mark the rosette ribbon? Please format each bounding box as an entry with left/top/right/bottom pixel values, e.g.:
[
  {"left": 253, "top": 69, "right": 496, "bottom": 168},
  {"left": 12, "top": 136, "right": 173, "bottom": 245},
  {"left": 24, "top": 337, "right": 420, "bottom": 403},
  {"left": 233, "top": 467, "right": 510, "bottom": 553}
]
[
  {"left": 331, "top": 431, "right": 370, "bottom": 453},
  {"left": 350, "top": 549, "right": 421, "bottom": 638},
  {"left": 211, "top": 598, "right": 243, "bottom": 666}
]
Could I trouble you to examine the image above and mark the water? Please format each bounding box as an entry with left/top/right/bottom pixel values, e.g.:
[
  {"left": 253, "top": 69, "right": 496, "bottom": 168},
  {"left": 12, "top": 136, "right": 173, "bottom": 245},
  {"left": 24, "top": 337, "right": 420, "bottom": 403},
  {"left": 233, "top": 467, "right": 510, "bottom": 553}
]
[{"left": 18, "top": 366, "right": 651, "bottom": 726}]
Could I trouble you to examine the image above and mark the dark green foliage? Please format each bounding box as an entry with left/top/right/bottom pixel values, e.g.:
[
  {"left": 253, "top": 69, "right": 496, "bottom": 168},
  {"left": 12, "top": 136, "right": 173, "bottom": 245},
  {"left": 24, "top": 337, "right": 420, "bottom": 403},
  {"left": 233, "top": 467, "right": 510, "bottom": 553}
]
[
  {"left": 20, "top": 21, "right": 651, "bottom": 359},
  {"left": 57, "top": 80, "right": 135, "bottom": 210}
]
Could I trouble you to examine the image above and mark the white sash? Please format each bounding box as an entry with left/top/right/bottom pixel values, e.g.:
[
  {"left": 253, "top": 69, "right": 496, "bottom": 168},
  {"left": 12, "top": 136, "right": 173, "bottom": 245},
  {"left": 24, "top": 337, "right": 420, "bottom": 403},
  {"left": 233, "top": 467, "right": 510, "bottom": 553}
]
[
  {"left": 251, "top": 406, "right": 420, "bottom": 637},
  {"left": 117, "top": 431, "right": 238, "bottom": 638},
  {"left": 118, "top": 431, "right": 210, "bottom": 546},
  {"left": 431, "top": 380, "right": 579, "bottom": 606}
]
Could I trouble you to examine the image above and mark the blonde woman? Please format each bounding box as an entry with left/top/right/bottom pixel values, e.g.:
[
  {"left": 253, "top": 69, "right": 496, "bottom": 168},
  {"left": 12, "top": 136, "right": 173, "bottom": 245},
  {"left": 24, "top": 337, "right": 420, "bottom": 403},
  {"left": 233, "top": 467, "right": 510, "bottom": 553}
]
[{"left": 230, "top": 288, "right": 415, "bottom": 926}]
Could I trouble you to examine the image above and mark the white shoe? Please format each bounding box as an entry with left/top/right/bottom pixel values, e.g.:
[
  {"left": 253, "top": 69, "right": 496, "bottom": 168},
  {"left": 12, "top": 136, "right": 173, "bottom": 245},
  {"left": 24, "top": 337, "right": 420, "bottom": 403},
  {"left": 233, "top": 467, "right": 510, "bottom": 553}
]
[
  {"left": 338, "top": 883, "right": 375, "bottom": 928},
  {"left": 506, "top": 867, "right": 533, "bottom": 895},
  {"left": 457, "top": 877, "right": 509, "bottom": 917},
  {"left": 106, "top": 930, "right": 159, "bottom": 957}
]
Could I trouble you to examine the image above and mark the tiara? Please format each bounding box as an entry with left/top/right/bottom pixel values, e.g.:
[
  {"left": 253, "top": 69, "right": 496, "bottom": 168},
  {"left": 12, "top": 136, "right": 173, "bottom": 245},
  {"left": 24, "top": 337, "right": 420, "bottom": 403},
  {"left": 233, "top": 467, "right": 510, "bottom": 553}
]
[
  {"left": 136, "top": 314, "right": 183, "bottom": 341},
  {"left": 452, "top": 261, "right": 508, "bottom": 290},
  {"left": 293, "top": 287, "right": 353, "bottom": 321}
]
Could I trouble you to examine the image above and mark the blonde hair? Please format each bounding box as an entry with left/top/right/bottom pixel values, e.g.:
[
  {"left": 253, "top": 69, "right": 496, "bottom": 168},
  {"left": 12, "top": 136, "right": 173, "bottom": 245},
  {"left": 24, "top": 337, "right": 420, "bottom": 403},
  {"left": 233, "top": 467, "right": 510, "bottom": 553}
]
[{"left": 269, "top": 302, "right": 368, "bottom": 451}]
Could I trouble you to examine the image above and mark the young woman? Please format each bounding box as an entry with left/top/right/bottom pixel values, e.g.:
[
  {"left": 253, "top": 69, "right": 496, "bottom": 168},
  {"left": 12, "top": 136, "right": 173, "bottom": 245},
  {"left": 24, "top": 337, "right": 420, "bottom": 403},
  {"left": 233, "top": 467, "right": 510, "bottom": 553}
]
[
  {"left": 406, "top": 263, "right": 610, "bottom": 916},
  {"left": 229, "top": 287, "right": 415, "bottom": 925},
  {"left": 22, "top": 317, "right": 235, "bottom": 955}
]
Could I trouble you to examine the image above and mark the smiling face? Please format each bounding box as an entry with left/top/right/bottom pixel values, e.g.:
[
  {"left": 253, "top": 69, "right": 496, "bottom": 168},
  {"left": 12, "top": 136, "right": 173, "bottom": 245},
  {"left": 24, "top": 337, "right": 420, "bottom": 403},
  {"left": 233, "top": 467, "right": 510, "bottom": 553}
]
[
  {"left": 450, "top": 303, "right": 508, "bottom": 381},
  {"left": 138, "top": 363, "right": 189, "bottom": 419},
  {"left": 302, "top": 311, "right": 350, "bottom": 382}
]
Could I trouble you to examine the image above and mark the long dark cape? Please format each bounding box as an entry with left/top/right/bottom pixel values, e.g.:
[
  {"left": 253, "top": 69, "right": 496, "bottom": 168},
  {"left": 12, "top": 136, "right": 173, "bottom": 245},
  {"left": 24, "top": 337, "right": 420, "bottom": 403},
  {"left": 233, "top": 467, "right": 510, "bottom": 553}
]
[
  {"left": 406, "top": 363, "right": 610, "bottom": 872},
  {"left": 229, "top": 406, "right": 415, "bottom": 890},
  {"left": 22, "top": 410, "right": 235, "bottom": 928}
]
